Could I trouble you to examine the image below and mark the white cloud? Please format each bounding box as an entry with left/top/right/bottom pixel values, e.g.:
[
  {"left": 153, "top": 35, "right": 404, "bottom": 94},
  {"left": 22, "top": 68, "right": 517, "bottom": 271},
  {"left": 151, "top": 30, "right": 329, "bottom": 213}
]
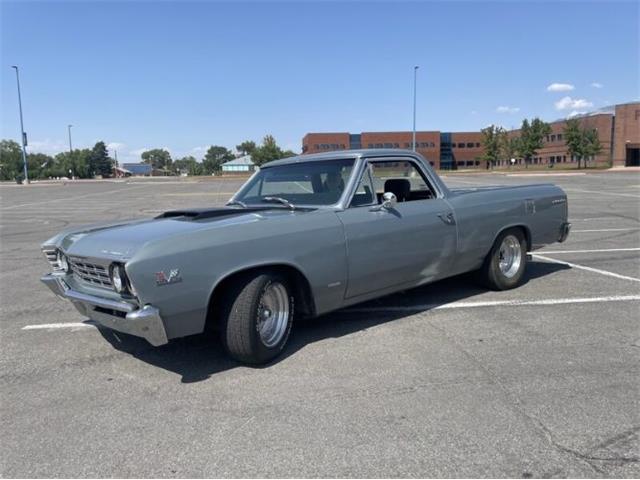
[
  {"left": 590, "top": 82, "right": 604, "bottom": 88},
  {"left": 547, "top": 83, "right": 575, "bottom": 92},
  {"left": 496, "top": 106, "right": 520, "bottom": 114},
  {"left": 567, "top": 111, "right": 586, "bottom": 118},
  {"left": 106, "top": 142, "right": 125, "bottom": 151},
  {"left": 128, "top": 147, "right": 149, "bottom": 158},
  {"left": 554, "top": 96, "right": 593, "bottom": 111},
  {"left": 27, "top": 139, "right": 69, "bottom": 155}
]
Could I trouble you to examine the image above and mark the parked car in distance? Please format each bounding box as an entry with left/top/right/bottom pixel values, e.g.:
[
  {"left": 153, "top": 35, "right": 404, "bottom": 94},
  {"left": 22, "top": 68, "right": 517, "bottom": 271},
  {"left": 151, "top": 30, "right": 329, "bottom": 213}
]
[{"left": 41, "top": 149, "right": 570, "bottom": 364}]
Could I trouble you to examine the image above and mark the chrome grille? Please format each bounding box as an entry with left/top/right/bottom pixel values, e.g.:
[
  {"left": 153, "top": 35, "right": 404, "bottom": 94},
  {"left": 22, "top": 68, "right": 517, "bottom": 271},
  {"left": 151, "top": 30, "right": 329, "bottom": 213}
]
[{"left": 68, "top": 257, "right": 113, "bottom": 289}]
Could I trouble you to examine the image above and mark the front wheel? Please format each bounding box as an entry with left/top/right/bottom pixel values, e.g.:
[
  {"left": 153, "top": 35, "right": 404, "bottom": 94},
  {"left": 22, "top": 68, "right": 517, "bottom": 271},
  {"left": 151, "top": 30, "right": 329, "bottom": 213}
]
[
  {"left": 478, "top": 229, "right": 527, "bottom": 290},
  {"left": 221, "top": 271, "right": 294, "bottom": 364}
]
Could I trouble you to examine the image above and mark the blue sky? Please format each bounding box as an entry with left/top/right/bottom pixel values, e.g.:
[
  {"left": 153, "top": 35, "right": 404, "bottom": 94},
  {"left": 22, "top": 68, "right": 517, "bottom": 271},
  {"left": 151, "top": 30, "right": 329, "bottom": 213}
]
[{"left": 2, "top": 0, "right": 638, "bottom": 162}]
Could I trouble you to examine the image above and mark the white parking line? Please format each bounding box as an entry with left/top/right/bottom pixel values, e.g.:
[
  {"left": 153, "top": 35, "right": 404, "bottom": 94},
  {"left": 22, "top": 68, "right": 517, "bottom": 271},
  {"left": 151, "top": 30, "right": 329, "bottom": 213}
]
[
  {"left": 564, "top": 188, "right": 640, "bottom": 199},
  {"left": 22, "top": 322, "right": 95, "bottom": 330},
  {"left": 533, "top": 254, "right": 640, "bottom": 283},
  {"left": 348, "top": 295, "right": 640, "bottom": 313},
  {"left": 1, "top": 185, "right": 151, "bottom": 211},
  {"left": 572, "top": 228, "right": 640, "bottom": 233},
  {"left": 537, "top": 248, "right": 640, "bottom": 254}
]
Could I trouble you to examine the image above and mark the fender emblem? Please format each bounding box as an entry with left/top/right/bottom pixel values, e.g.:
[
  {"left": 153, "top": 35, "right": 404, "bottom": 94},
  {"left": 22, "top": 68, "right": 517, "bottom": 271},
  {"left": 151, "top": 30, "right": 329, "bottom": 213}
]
[{"left": 156, "top": 269, "right": 182, "bottom": 286}]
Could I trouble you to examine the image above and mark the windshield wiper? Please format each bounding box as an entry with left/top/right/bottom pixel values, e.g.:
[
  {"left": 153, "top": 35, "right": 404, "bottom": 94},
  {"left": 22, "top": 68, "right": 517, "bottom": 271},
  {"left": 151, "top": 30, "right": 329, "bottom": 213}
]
[
  {"left": 262, "top": 196, "right": 296, "bottom": 210},
  {"left": 226, "top": 200, "right": 247, "bottom": 208}
]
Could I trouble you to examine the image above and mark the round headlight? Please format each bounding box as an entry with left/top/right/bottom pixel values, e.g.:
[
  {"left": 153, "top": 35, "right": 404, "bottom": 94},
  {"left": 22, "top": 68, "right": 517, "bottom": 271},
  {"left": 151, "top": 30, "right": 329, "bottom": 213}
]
[
  {"left": 110, "top": 264, "right": 126, "bottom": 293},
  {"left": 57, "top": 251, "right": 69, "bottom": 272}
]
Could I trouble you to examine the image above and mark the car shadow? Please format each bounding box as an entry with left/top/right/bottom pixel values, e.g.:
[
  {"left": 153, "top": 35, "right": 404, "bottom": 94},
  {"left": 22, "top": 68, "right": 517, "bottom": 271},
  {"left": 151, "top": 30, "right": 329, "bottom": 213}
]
[{"left": 97, "top": 260, "right": 569, "bottom": 383}]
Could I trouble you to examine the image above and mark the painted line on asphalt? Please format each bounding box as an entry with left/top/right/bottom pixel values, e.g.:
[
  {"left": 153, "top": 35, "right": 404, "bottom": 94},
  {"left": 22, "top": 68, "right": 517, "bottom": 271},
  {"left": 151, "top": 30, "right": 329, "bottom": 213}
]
[
  {"left": 563, "top": 188, "right": 640, "bottom": 199},
  {"left": 572, "top": 228, "right": 640, "bottom": 233},
  {"left": 348, "top": 295, "right": 640, "bottom": 313},
  {"left": 533, "top": 254, "right": 640, "bottom": 283},
  {"left": 1, "top": 184, "right": 152, "bottom": 210},
  {"left": 21, "top": 296, "right": 640, "bottom": 330},
  {"left": 536, "top": 248, "right": 640, "bottom": 254},
  {"left": 22, "top": 322, "right": 95, "bottom": 330}
]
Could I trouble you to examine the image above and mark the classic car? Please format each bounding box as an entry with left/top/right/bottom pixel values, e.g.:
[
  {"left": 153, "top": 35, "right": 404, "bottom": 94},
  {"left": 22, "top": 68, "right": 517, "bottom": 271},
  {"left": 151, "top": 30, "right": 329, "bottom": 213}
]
[{"left": 41, "top": 149, "right": 570, "bottom": 364}]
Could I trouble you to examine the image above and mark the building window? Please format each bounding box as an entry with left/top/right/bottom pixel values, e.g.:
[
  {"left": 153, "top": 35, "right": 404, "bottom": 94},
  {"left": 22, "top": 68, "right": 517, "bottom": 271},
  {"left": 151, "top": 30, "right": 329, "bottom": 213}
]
[
  {"left": 557, "top": 134, "right": 563, "bottom": 141},
  {"left": 476, "top": 142, "right": 480, "bottom": 148},
  {"left": 457, "top": 142, "right": 465, "bottom": 148},
  {"left": 466, "top": 142, "right": 474, "bottom": 148}
]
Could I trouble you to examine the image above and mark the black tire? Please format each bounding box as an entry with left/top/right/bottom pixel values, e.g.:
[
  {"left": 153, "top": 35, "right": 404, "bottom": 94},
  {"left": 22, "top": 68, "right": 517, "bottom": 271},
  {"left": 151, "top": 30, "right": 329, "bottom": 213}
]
[
  {"left": 220, "top": 271, "right": 294, "bottom": 365},
  {"left": 478, "top": 228, "right": 527, "bottom": 290}
]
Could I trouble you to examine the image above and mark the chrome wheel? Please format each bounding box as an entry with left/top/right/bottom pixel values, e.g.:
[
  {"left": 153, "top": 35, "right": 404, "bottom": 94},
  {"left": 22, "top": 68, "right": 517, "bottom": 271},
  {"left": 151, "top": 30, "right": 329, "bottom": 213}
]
[
  {"left": 257, "top": 282, "right": 290, "bottom": 348},
  {"left": 498, "top": 235, "right": 522, "bottom": 278}
]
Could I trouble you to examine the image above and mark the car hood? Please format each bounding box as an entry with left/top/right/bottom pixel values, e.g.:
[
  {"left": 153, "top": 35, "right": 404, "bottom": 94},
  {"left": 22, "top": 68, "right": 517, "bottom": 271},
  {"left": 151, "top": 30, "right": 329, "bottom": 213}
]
[{"left": 46, "top": 207, "right": 312, "bottom": 261}]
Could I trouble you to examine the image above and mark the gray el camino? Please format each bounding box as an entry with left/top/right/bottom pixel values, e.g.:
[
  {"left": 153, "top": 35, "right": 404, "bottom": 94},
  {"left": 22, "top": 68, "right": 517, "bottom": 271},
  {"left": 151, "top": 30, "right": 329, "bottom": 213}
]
[{"left": 41, "top": 149, "right": 570, "bottom": 364}]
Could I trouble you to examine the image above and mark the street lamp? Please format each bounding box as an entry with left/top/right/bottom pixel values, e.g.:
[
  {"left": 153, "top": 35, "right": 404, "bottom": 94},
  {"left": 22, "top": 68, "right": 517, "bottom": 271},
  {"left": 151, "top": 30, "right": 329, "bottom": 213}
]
[
  {"left": 67, "top": 124, "right": 73, "bottom": 153},
  {"left": 11, "top": 65, "right": 29, "bottom": 183},
  {"left": 412, "top": 65, "right": 419, "bottom": 152}
]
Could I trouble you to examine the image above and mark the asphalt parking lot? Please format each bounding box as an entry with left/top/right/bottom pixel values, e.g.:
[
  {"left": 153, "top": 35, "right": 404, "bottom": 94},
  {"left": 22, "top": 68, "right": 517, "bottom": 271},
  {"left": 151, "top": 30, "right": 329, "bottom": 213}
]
[{"left": 1, "top": 171, "right": 639, "bottom": 478}]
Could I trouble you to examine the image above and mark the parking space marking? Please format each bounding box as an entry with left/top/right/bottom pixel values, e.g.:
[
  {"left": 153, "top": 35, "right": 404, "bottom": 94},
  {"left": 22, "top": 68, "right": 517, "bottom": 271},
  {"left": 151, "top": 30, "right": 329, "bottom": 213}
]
[
  {"left": 564, "top": 188, "right": 640, "bottom": 199},
  {"left": 22, "top": 322, "right": 95, "bottom": 330},
  {"left": 572, "top": 228, "right": 640, "bottom": 233},
  {"left": 20, "top": 295, "right": 640, "bottom": 331},
  {"left": 533, "top": 254, "right": 640, "bottom": 283},
  {"left": 1, "top": 185, "right": 152, "bottom": 210},
  {"left": 348, "top": 295, "right": 640, "bottom": 313},
  {"left": 537, "top": 248, "right": 640, "bottom": 254}
]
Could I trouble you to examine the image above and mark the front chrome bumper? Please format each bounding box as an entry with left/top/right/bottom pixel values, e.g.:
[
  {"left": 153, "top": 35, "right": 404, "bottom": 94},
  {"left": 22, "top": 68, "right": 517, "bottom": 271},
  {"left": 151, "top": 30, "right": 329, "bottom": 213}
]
[{"left": 41, "top": 274, "right": 168, "bottom": 346}]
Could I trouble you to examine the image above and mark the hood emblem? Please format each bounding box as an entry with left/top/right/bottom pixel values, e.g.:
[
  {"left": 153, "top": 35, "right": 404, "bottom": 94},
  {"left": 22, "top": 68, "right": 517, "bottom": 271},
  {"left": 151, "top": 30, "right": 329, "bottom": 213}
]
[{"left": 156, "top": 269, "right": 182, "bottom": 286}]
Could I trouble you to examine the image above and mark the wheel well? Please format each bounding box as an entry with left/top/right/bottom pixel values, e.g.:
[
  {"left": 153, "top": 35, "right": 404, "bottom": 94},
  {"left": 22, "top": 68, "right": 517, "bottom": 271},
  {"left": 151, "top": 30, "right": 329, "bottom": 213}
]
[
  {"left": 499, "top": 225, "right": 532, "bottom": 251},
  {"left": 205, "top": 264, "right": 316, "bottom": 331}
]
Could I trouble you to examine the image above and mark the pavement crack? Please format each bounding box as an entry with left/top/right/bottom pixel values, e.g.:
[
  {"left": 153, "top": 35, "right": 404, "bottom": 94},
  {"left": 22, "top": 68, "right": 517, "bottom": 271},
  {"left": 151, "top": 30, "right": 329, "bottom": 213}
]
[{"left": 425, "top": 319, "right": 609, "bottom": 475}]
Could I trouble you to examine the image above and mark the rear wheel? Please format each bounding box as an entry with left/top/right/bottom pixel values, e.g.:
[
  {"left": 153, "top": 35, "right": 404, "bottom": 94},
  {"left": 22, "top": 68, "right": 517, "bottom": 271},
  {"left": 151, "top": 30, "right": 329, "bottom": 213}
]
[
  {"left": 220, "top": 271, "right": 294, "bottom": 364},
  {"left": 479, "top": 229, "right": 527, "bottom": 290}
]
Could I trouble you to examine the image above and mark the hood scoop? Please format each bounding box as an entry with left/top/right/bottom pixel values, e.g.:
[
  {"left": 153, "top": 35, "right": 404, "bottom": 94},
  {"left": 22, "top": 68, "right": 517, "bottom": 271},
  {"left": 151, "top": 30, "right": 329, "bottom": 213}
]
[{"left": 156, "top": 207, "right": 266, "bottom": 221}]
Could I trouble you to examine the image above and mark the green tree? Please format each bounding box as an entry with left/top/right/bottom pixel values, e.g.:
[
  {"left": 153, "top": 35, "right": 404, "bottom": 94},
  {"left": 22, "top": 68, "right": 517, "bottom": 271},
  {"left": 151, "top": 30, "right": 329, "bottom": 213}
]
[
  {"left": 27, "top": 153, "right": 55, "bottom": 179},
  {"left": 89, "top": 141, "right": 113, "bottom": 177},
  {"left": 563, "top": 118, "right": 584, "bottom": 168},
  {"left": 517, "top": 118, "right": 552, "bottom": 167},
  {"left": 54, "top": 149, "right": 93, "bottom": 178},
  {"left": 480, "top": 125, "right": 504, "bottom": 169},
  {"left": 500, "top": 135, "right": 519, "bottom": 166},
  {"left": 173, "top": 155, "right": 203, "bottom": 176},
  {"left": 202, "top": 146, "right": 234, "bottom": 174},
  {"left": 236, "top": 141, "right": 256, "bottom": 156},
  {"left": 564, "top": 119, "right": 603, "bottom": 168},
  {"left": 251, "top": 135, "right": 296, "bottom": 166},
  {"left": 141, "top": 149, "right": 172, "bottom": 170},
  {"left": 583, "top": 128, "right": 603, "bottom": 167},
  {"left": 0, "top": 139, "right": 24, "bottom": 181}
]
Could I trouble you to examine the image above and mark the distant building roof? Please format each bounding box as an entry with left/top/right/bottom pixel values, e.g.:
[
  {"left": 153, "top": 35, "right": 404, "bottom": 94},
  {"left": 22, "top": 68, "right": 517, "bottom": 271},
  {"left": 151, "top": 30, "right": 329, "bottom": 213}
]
[
  {"left": 221, "top": 155, "right": 254, "bottom": 167},
  {"left": 122, "top": 163, "right": 152, "bottom": 175}
]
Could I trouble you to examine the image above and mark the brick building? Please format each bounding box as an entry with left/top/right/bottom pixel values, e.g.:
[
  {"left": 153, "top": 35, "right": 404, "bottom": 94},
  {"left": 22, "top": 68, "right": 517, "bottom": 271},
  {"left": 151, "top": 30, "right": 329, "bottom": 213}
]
[{"left": 302, "top": 101, "right": 640, "bottom": 169}]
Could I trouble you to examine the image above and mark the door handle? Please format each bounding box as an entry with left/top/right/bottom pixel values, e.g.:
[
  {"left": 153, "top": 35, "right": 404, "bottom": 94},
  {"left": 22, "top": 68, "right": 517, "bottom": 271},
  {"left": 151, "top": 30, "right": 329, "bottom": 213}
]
[{"left": 437, "top": 212, "right": 456, "bottom": 225}]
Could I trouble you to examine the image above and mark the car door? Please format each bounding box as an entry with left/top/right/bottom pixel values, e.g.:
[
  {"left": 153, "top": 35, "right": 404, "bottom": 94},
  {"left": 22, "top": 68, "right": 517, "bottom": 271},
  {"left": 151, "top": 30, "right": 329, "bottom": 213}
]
[{"left": 336, "top": 158, "right": 457, "bottom": 299}]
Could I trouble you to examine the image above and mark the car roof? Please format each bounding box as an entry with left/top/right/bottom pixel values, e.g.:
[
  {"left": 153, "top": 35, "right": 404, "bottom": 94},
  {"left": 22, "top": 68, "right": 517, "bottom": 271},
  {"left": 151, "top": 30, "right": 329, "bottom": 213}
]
[{"left": 262, "top": 149, "right": 422, "bottom": 168}]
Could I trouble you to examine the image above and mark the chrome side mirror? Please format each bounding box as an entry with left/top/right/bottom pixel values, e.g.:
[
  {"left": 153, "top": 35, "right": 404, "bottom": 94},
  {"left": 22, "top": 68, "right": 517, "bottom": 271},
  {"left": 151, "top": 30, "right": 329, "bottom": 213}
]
[{"left": 372, "top": 192, "right": 397, "bottom": 211}]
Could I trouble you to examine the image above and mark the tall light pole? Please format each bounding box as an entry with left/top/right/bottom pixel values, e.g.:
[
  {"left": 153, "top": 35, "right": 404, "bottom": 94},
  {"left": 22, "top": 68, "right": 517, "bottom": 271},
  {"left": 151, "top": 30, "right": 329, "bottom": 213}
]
[
  {"left": 412, "top": 65, "right": 419, "bottom": 152},
  {"left": 11, "top": 66, "right": 29, "bottom": 183},
  {"left": 67, "top": 124, "right": 73, "bottom": 153}
]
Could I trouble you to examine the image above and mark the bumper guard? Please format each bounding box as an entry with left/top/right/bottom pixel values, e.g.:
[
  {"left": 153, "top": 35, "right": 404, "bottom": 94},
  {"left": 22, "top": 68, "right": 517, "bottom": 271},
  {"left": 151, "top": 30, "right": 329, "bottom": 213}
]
[{"left": 41, "top": 274, "right": 168, "bottom": 346}]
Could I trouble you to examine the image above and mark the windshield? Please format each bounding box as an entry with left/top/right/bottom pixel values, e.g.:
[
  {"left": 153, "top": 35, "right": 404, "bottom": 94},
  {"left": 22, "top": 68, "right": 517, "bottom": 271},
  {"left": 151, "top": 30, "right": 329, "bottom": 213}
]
[{"left": 234, "top": 159, "right": 355, "bottom": 206}]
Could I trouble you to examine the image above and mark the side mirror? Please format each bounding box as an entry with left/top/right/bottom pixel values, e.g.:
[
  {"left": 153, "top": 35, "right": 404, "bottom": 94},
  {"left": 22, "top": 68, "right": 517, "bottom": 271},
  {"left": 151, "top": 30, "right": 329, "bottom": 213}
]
[{"left": 372, "top": 192, "right": 397, "bottom": 211}]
